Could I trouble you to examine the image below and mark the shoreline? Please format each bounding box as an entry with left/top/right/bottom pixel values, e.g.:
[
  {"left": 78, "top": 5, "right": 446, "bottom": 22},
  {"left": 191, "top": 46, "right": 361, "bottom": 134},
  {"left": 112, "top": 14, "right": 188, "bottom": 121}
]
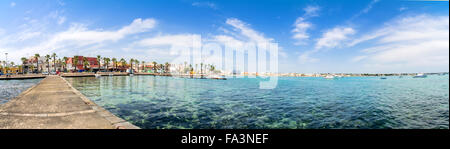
[{"left": 0, "top": 76, "right": 139, "bottom": 129}]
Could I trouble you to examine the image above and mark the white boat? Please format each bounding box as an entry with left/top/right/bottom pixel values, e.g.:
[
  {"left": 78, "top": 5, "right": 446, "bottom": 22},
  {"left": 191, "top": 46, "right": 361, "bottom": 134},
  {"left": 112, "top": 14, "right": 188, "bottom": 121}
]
[
  {"left": 130, "top": 74, "right": 134, "bottom": 77},
  {"left": 413, "top": 73, "right": 427, "bottom": 78},
  {"left": 109, "top": 73, "right": 114, "bottom": 76},
  {"left": 95, "top": 74, "right": 101, "bottom": 78},
  {"left": 324, "top": 75, "right": 335, "bottom": 79}
]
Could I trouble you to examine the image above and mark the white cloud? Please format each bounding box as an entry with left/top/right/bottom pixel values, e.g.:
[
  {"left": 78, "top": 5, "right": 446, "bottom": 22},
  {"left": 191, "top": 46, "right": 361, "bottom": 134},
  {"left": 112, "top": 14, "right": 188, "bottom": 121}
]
[
  {"left": 291, "top": 5, "right": 320, "bottom": 45},
  {"left": 137, "top": 34, "right": 200, "bottom": 48},
  {"left": 50, "top": 18, "right": 156, "bottom": 45},
  {"left": 351, "top": 15, "right": 449, "bottom": 72},
  {"left": 315, "top": 27, "right": 355, "bottom": 49},
  {"left": 298, "top": 51, "right": 319, "bottom": 64},
  {"left": 2, "top": 18, "right": 156, "bottom": 63},
  {"left": 226, "top": 18, "right": 274, "bottom": 44},
  {"left": 57, "top": 16, "right": 66, "bottom": 25},
  {"left": 192, "top": 2, "right": 217, "bottom": 10},
  {"left": 10, "top": 2, "right": 16, "bottom": 7},
  {"left": 303, "top": 5, "right": 320, "bottom": 17},
  {"left": 350, "top": 0, "right": 380, "bottom": 20},
  {"left": 292, "top": 17, "right": 312, "bottom": 45}
]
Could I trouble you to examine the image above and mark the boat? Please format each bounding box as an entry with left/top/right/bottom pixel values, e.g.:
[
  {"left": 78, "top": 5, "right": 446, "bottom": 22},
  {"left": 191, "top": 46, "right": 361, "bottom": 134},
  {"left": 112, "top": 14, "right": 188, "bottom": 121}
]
[
  {"left": 109, "top": 73, "right": 114, "bottom": 76},
  {"left": 380, "top": 77, "right": 387, "bottom": 79},
  {"left": 130, "top": 74, "right": 134, "bottom": 77},
  {"left": 95, "top": 74, "right": 101, "bottom": 78},
  {"left": 413, "top": 73, "right": 427, "bottom": 78},
  {"left": 324, "top": 75, "right": 335, "bottom": 79}
]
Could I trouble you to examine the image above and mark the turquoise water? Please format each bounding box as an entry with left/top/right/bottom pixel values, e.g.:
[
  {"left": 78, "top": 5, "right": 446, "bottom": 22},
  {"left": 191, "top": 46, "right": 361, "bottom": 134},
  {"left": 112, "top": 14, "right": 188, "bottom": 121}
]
[
  {"left": 66, "top": 75, "right": 449, "bottom": 129},
  {"left": 0, "top": 79, "right": 43, "bottom": 104}
]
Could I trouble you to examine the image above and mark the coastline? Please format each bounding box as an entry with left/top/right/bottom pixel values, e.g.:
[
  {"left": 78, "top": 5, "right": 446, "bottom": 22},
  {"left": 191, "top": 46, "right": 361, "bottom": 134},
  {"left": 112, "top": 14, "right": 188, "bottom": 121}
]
[{"left": 0, "top": 76, "right": 139, "bottom": 129}]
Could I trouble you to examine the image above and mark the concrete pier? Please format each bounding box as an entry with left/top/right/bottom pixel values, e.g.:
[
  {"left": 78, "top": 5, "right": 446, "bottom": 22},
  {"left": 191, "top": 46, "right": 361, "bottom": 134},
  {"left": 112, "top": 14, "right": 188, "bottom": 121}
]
[
  {"left": 0, "top": 74, "right": 46, "bottom": 80},
  {"left": 0, "top": 76, "right": 139, "bottom": 129}
]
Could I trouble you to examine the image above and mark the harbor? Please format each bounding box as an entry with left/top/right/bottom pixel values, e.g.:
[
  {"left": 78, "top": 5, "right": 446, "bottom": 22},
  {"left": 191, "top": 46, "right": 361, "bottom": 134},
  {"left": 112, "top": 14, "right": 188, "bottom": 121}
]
[{"left": 0, "top": 76, "right": 139, "bottom": 129}]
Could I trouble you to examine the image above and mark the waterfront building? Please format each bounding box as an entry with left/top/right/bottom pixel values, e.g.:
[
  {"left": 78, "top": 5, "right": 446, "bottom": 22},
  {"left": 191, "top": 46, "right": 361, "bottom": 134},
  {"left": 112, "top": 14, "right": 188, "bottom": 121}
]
[{"left": 66, "top": 56, "right": 99, "bottom": 72}]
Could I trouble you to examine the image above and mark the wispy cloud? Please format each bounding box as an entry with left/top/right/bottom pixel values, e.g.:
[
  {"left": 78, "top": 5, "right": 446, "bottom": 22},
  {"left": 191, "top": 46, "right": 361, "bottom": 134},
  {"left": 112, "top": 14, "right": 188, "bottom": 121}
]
[
  {"left": 10, "top": 2, "right": 16, "bottom": 7},
  {"left": 315, "top": 27, "right": 356, "bottom": 49},
  {"left": 291, "top": 5, "right": 320, "bottom": 45},
  {"left": 303, "top": 5, "right": 320, "bottom": 17},
  {"left": 350, "top": 0, "right": 380, "bottom": 20},
  {"left": 192, "top": 2, "right": 218, "bottom": 10},
  {"left": 1, "top": 18, "right": 156, "bottom": 62},
  {"left": 225, "top": 18, "right": 273, "bottom": 43},
  {"left": 350, "top": 15, "right": 449, "bottom": 72}
]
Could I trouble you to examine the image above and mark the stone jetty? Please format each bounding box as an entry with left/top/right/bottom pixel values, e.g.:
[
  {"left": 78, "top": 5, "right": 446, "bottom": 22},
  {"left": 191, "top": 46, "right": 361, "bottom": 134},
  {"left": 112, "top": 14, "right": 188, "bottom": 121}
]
[{"left": 0, "top": 76, "right": 139, "bottom": 129}]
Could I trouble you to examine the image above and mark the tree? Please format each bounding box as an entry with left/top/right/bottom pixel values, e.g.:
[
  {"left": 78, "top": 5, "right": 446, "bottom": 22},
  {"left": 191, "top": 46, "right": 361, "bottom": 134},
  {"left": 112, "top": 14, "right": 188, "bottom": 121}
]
[
  {"left": 152, "top": 61, "right": 157, "bottom": 72},
  {"left": 73, "top": 56, "right": 79, "bottom": 72},
  {"left": 52, "top": 53, "right": 57, "bottom": 72},
  {"left": 209, "top": 65, "right": 215, "bottom": 72},
  {"left": 200, "top": 63, "right": 204, "bottom": 74},
  {"left": 165, "top": 62, "right": 170, "bottom": 73},
  {"left": 130, "top": 58, "right": 134, "bottom": 73},
  {"left": 45, "top": 54, "right": 50, "bottom": 73},
  {"left": 21, "top": 57, "right": 28, "bottom": 74},
  {"left": 159, "top": 64, "right": 164, "bottom": 73},
  {"left": 97, "top": 55, "right": 101, "bottom": 70},
  {"left": 83, "top": 57, "right": 89, "bottom": 71},
  {"left": 112, "top": 58, "right": 117, "bottom": 71},
  {"left": 142, "top": 61, "right": 145, "bottom": 72},
  {"left": 63, "top": 57, "right": 68, "bottom": 72},
  {"left": 104, "top": 58, "right": 110, "bottom": 71},
  {"left": 34, "top": 54, "right": 40, "bottom": 73}
]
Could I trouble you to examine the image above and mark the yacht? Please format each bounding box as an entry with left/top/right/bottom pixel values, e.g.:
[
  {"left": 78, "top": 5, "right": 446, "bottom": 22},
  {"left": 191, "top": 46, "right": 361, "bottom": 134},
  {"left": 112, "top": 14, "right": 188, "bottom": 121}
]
[
  {"left": 324, "top": 75, "right": 335, "bottom": 79},
  {"left": 413, "top": 73, "right": 427, "bottom": 78},
  {"left": 95, "top": 74, "right": 101, "bottom": 78}
]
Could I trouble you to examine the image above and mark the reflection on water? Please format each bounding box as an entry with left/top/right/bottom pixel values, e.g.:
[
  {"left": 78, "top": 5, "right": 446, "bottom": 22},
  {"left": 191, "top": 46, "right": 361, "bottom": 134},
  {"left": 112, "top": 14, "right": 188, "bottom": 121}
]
[
  {"left": 0, "top": 79, "right": 43, "bottom": 104},
  {"left": 66, "top": 75, "right": 449, "bottom": 129}
]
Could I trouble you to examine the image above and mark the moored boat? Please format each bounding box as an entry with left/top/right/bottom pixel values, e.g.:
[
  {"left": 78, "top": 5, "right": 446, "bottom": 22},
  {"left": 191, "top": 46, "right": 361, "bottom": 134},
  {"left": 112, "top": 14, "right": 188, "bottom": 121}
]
[
  {"left": 324, "top": 75, "right": 335, "bottom": 79},
  {"left": 413, "top": 73, "right": 427, "bottom": 78}
]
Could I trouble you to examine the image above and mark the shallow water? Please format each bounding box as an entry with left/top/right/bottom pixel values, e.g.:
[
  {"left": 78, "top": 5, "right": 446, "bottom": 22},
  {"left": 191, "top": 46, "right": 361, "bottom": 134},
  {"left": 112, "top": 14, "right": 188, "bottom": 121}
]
[
  {"left": 66, "top": 75, "right": 449, "bottom": 129},
  {"left": 0, "top": 79, "right": 43, "bottom": 104}
]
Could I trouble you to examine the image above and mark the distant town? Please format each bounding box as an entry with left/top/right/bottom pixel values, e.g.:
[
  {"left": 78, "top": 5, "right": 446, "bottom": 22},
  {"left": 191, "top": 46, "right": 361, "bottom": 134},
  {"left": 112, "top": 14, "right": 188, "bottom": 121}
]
[{"left": 0, "top": 53, "right": 448, "bottom": 78}]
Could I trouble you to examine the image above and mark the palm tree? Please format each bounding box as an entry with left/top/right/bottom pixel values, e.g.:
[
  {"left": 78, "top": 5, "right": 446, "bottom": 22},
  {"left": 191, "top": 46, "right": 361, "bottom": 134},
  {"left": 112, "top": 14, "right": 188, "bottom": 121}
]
[
  {"left": 83, "top": 57, "right": 89, "bottom": 71},
  {"left": 63, "top": 57, "right": 68, "bottom": 72},
  {"left": 45, "top": 54, "right": 50, "bottom": 73},
  {"left": 141, "top": 61, "right": 145, "bottom": 72},
  {"left": 34, "top": 54, "right": 40, "bottom": 73},
  {"left": 152, "top": 61, "right": 157, "bottom": 72},
  {"left": 200, "top": 63, "right": 204, "bottom": 74},
  {"left": 104, "top": 58, "right": 110, "bottom": 71},
  {"left": 120, "top": 58, "right": 126, "bottom": 72},
  {"left": 165, "top": 62, "right": 170, "bottom": 73},
  {"left": 73, "top": 56, "right": 79, "bottom": 72},
  {"left": 112, "top": 58, "right": 117, "bottom": 72},
  {"left": 21, "top": 57, "right": 28, "bottom": 74},
  {"left": 129, "top": 58, "right": 134, "bottom": 73},
  {"left": 97, "top": 55, "right": 101, "bottom": 70},
  {"left": 159, "top": 64, "right": 164, "bottom": 73},
  {"left": 209, "top": 65, "right": 215, "bottom": 73},
  {"left": 52, "top": 53, "right": 57, "bottom": 72}
]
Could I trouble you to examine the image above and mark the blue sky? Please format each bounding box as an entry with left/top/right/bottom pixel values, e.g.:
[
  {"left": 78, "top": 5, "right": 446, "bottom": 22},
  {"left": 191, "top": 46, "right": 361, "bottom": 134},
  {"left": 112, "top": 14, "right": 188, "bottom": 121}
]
[{"left": 0, "top": 0, "right": 448, "bottom": 73}]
